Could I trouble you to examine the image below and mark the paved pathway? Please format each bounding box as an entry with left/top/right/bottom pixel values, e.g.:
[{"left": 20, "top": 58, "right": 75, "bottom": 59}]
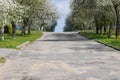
[
  {"left": 0, "top": 49, "right": 17, "bottom": 57},
  {"left": 0, "top": 32, "right": 120, "bottom": 80}
]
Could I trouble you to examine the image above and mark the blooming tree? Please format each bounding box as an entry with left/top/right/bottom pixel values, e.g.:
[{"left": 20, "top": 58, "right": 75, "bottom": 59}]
[
  {"left": 0, "top": 0, "right": 58, "bottom": 40},
  {"left": 16, "top": 0, "right": 59, "bottom": 36},
  {"left": 65, "top": 0, "right": 120, "bottom": 38}
]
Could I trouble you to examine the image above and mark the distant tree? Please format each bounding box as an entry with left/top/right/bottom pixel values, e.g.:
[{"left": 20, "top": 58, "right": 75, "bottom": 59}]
[
  {"left": 65, "top": 0, "right": 120, "bottom": 38},
  {"left": 16, "top": 0, "right": 59, "bottom": 36}
]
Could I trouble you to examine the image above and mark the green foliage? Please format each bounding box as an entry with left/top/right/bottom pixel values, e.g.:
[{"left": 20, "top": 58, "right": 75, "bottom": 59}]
[
  {"left": 4, "top": 24, "right": 13, "bottom": 34},
  {"left": 17, "top": 0, "right": 58, "bottom": 32},
  {"left": 65, "top": 0, "right": 117, "bottom": 37},
  {"left": 0, "top": 0, "right": 58, "bottom": 40}
]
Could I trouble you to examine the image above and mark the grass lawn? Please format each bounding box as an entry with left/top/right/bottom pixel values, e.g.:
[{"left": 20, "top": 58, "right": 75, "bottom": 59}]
[
  {"left": 0, "top": 31, "right": 43, "bottom": 48},
  {"left": 80, "top": 31, "right": 120, "bottom": 49},
  {"left": 0, "top": 57, "right": 6, "bottom": 64}
]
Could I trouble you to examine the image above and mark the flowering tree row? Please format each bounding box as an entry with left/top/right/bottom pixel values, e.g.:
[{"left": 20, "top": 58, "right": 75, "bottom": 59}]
[
  {"left": 65, "top": 0, "right": 120, "bottom": 39},
  {"left": 0, "top": 0, "right": 59, "bottom": 40}
]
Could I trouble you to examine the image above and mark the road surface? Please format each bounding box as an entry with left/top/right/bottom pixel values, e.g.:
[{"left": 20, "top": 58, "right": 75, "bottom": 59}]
[{"left": 0, "top": 32, "right": 120, "bottom": 80}]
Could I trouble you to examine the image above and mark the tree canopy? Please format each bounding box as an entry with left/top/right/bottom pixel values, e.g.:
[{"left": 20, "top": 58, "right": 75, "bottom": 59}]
[
  {"left": 65, "top": 0, "right": 120, "bottom": 39},
  {"left": 0, "top": 0, "right": 59, "bottom": 40}
]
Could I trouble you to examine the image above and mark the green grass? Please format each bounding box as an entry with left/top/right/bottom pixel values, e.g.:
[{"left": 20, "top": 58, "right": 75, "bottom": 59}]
[
  {"left": 0, "top": 31, "right": 43, "bottom": 48},
  {"left": 0, "top": 57, "right": 6, "bottom": 64},
  {"left": 80, "top": 31, "right": 120, "bottom": 49}
]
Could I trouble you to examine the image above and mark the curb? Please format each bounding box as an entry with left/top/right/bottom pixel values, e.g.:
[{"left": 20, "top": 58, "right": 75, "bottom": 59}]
[
  {"left": 96, "top": 40, "right": 120, "bottom": 51},
  {"left": 16, "top": 41, "right": 30, "bottom": 49},
  {"left": 78, "top": 31, "right": 80, "bottom": 34}
]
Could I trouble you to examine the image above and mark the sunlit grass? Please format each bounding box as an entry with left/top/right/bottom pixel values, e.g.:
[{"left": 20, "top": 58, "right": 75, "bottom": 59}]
[
  {"left": 0, "top": 30, "right": 43, "bottom": 48},
  {"left": 80, "top": 31, "right": 120, "bottom": 49}
]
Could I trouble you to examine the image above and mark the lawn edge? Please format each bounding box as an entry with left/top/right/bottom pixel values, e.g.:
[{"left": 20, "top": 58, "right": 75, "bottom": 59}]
[
  {"left": 0, "top": 31, "right": 43, "bottom": 49},
  {"left": 16, "top": 41, "right": 30, "bottom": 49},
  {"left": 78, "top": 32, "right": 120, "bottom": 51},
  {"left": 96, "top": 40, "right": 120, "bottom": 51},
  {"left": 16, "top": 32, "right": 43, "bottom": 50}
]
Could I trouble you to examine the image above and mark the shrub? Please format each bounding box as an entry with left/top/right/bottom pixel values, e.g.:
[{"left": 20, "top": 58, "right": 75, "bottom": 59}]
[{"left": 4, "top": 24, "right": 13, "bottom": 34}]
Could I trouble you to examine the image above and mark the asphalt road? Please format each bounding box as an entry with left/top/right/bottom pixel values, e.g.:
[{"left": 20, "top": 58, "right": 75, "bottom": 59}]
[{"left": 0, "top": 32, "right": 120, "bottom": 80}]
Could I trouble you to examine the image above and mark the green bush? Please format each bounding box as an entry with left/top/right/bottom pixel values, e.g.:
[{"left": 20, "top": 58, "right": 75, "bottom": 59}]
[{"left": 4, "top": 24, "right": 13, "bottom": 34}]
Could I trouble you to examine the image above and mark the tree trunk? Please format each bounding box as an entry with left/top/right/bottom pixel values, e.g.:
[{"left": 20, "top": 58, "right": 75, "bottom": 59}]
[
  {"left": 114, "top": 5, "right": 120, "bottom": 39},
  {"left": 82, "top": 23, "right": 85, "bottom": 30},
  {"left": 1, "top": 27, "right": 4, "bottom": 40},
  {"left": 103, "top": 21, "right": 107, "bottom": 35},
  {"left": 28, "top": 19, "right": 32, "bottom": 35},
  {"left": 11, "top": 21, "right": 16, "bottom": 39},
  {"left": 39, "top": 26, "right": 42, "bottom": 31},
  {"left": 21, "top": 26, "right": 26, "bottom": 36},
  {"left": 108, "top": 23, "right": 112, "bottom": 38},
  {"left": 100, "top": 23, "right": 103, "bottom": 35},
  {"left": 96, "top": 25, "right": 99, "bottom": 34},
  {"left": 28, "top": 26, "right": 31, "bottom": 35},
  {"left": 94, "top": 17, "right": 99, "bottom": 34},
  {"left": 21, "top": 19, "right": 27, "bottom": 36}
]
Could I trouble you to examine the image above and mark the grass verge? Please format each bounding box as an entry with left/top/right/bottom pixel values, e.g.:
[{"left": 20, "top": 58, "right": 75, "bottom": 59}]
[
  {"left": 0, "top": 57, "right": 6, "bottom": 64},
  {"left": 80, "top": 31, "right": 120, "bottom": 49},
  {"left": 0, "top": 31, "right": 43, "bottom": 48}
]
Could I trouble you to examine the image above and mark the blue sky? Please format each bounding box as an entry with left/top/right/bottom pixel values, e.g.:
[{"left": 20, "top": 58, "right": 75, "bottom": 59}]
[{"left": 52, "top": 0, "right": 71, "bottom": 32}]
